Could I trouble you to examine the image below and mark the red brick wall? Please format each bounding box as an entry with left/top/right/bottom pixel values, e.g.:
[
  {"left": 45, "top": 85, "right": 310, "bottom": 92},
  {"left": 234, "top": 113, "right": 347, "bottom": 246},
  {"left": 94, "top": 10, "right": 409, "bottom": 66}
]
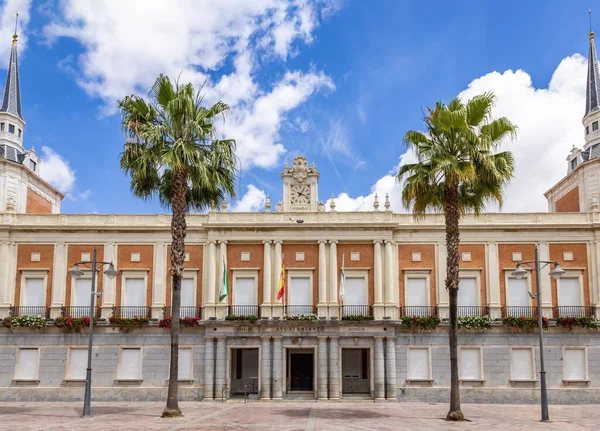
[
  {"left": 282, "top": 243, "right": 319, "bottom": 305},
  {"left": 459, "top": 244, "right": 487, "bottom": 306},
  {"left": 15, "top": 244, "right": 54, "bottom": 308},
  {"left": 549, "top": 243, "right": 590, "bottom": 307},
  {"left": 398, "top": 244, "right": 436, "bottom": 306},
  {"left": 337, "top": 243, "right": 374, "bottom": 304},
  {"left": 498, "top": 244, "right": 537, "bottom": 307},
  {"left": 26, "top": 189, "right": 52, "bottom": 214},
  {"left": 116, "top": 245, "right": 154, "bottom": 307},
  {"left": 166, "top": 245, "right": 203, "bottom": 307},
  {"left": 65, "top": 245, "right": 104, "bottom": 307},
  {"left": 227, "top": 244, "right": 264, "bottom": 306},
  {"left": 555, "top": 187, "right": 580, "bottom": 212}
]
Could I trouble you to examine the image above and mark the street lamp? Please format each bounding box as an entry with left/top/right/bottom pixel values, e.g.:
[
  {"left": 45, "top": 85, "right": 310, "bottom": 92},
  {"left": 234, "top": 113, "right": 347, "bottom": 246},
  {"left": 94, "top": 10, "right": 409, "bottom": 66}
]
[
  {"left": 511, "top": 245, "right": 564, "bottom": 423},
  {"left": 68, "top": 247, "right": 117, "bottom": 418}
]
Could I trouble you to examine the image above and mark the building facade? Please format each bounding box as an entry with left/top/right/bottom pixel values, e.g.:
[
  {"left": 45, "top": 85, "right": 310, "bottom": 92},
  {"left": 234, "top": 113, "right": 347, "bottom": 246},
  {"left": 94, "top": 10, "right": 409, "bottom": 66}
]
[{"left": 1, "top": 31, "right": 600, "bottom": 404}]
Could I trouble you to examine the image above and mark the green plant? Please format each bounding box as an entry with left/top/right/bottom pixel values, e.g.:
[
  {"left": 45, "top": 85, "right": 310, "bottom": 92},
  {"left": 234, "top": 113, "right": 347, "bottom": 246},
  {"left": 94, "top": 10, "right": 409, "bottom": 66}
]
[
  {"left": 503, "top": 316, "right": 549, "bottom": 329},
  {"left": 457, "top": 315, "right": 492, "bottom": 329},
  {"left": 225, "top": 314, "right": 259, "bottom": 323},
  {"left": 54, "top": 316, "right": 97, "bottom": 331},
  {"left": 158, "top": 317, "right": 201, "bottom": 329},
  {"left": 401, "top": 315, "right": 441, "bottom": 330},
  {"left": 109, "top": 315, "right": 149, "bottom": 333},
  {"left": 341, "top": 314, "right": 374, "bottom": 321},
  {"left": 283, "top": 313, "right": 318, "bottom": 321},
  {"left": 1, "top": 315, "right": 47, "bottom": 329},
  {"left": 556, "top": 316, "right": 599, "bottom": 331}
]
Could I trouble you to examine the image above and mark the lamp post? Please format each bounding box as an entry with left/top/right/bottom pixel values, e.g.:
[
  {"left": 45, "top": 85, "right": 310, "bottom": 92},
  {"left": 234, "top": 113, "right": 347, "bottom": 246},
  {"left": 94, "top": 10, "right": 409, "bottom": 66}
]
[
  {"left": 68, "top": 247, "right": 118, "bottom": 418},
  {"left": 511, "top": 245, "right": 565, "bottom": 423}
]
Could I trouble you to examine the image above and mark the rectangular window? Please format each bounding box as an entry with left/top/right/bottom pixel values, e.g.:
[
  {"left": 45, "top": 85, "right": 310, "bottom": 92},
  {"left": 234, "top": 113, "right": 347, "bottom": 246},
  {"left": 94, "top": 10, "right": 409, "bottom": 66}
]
[
  {"left": 17, "top": 129, "right": 21, "bottom": 138},
  {"left": 23, "top": 278, "right": 45, "bottom": 306},
  {"left": 405, "top": 277, "right": 428, "bottom": 309},
  {"left": 289, "top": 276, "right": 311, "bottom": 306},
  {"left": 408, "top": 348, "right": 431, "bottom": 380},
  {"left": 506, "top": 277, "right": 529, "bottom": 314},
  {"left": 342, "top": 349, "right": 362, "bottom": 378},
  {"left": 564, "top": 348, "right": 586, "bottom": 381},
  {"left": 73, "top": 278, "right": 91, "bottom": 307},
  {"left": 345, "top": 277, "right": 367, "bottom": 305},
  {"left": 8, "top": 124, "right": 14, "bottom": 134},
  {"left": 235, "top": 277, "right": 256, "bottom": 306},
  {"left": 120, "top": 348, "right": 142, "bottom": 380},
  {"left": 593, "top": 121, "right": 599, "bottom": 131},
  {"left": 68, "top": 348, "right": 87, "bottom": 380},
  {"left": 123, "top": 278, "right": 145, "bottom": 306},
  {"left": 458, "top": 278, "right": 477, "bottom": 307},
  {"left": 571, "top": 158, "right": 578, "bottom": 170},
  {"left": 178, "top": 348, "right": 193, "bottom": 380},
  {"left": 29, "top": 160, "right": 36, "bottom": 171},
  {"left": 17, "top": 348, "right": 39, "bottom": 380},
  {"left": 511, "top": 348, "right": 534, "bottom": 380},
  {"left": 558, "top": 278, "right": 581, "bottom": 307},
  {"left": 0, "top": 123, "right": 4, "bottom": 131},
  {"left": 587, "top": 126, "right": 590, "bottom": 135},
  {"left": 179, "top": 278, "right": 195, "bottom": 317},
  {"left": 460, "top": 348, "right": 482, "bottom": 380}
]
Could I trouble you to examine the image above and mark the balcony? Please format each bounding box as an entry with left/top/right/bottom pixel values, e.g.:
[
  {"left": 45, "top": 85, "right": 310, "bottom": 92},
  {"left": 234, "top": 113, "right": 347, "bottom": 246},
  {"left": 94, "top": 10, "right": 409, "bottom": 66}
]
[
  {"left": 284, "top": 305, "right": 316, "bottom": 316},
  {"left": 228, "top": 305, "right": 259, "bottom": 317},
  {"left": 10, "top": 306, "right": 49, "bottom": 319},
  {"left": 553, "top": 306, "right": 595, "bottom": 318},
  {"left": 163, "top": 306, "right": 202, "bottom": 319},
  {"left": 61, "top": 306, "right": 101, "bottom": 319},
  {"left": 457, "top": 306, "right": 489, "bottom": 317},
  {"left": 340, "top": 305, "right": 372, "bottom": 317},
  {"left": 503, "top": 306, "right": 537, "bottom": 318},
  {"left": 400, "top": 306, "right": 438, "bottom": 317},
  {"left": 111, "top": 306, "right": 151, "bottom": 319}
]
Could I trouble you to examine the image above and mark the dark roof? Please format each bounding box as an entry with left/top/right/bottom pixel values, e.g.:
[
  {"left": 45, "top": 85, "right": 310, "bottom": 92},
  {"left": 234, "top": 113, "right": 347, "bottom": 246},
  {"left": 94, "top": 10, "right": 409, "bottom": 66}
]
[
  {"left": 0, "top": 144, "right": 24, "bottom": 163},
  {"left": 586, "top": 32, "right": 600, "bottom": 118},
  {"left": 0, "top": 36, "right": 22, "bottom": 120}
]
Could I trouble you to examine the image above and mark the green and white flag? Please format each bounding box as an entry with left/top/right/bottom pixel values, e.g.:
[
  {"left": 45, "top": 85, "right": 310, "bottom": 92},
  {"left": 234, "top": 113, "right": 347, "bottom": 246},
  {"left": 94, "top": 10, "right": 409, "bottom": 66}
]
[{"left": 219, "top": 257, "right": 228, "bottom": 302}]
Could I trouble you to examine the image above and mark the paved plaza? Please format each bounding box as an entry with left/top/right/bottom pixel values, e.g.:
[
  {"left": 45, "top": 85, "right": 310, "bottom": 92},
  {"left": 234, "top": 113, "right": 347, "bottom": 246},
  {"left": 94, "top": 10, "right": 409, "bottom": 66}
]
[{"left": 0, "top": 401, "right": 597, "bottom": 431}]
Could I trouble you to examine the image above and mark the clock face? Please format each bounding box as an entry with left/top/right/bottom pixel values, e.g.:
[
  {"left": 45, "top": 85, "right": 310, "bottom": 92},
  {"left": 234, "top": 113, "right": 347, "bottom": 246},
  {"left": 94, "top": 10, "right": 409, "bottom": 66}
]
[{"left": 290, "top": 184, "right": 311, "bottom": 205}]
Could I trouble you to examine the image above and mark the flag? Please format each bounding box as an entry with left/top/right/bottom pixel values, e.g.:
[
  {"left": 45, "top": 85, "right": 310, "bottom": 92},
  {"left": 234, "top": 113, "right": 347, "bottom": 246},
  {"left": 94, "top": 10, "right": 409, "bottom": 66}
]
[
  {"left": 277, "top": 255, "right": 286, "bottom": 301},
  {"left": 219, "top": 256, "right": 228, "bottom": 302},
  {"left": 340, "top": 253, "right": 346, "bottom": 304}
]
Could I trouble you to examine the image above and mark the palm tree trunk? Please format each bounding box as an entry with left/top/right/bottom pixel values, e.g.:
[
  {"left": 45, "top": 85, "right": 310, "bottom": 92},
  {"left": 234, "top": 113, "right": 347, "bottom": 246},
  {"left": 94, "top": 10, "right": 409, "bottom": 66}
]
[
  {"left": 445, "top": 181, "right": 465, "bottom": 421},
  {"left": 162, "top": 168, "right": 188, "bottom": 418}
]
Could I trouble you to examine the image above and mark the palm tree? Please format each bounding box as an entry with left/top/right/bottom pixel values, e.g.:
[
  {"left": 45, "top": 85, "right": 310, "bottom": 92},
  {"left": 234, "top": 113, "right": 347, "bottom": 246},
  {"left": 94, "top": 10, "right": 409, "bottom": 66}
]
[
  {"left": 398, "top": 92, "right": 517, "bottom": 421},
  {"left": 119, "top": 75, "right": 237, "bottom": 418}
]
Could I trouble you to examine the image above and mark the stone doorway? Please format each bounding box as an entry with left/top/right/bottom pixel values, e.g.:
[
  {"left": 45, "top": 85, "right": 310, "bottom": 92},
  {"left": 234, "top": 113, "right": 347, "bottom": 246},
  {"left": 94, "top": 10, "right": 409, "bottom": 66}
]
[
  {"left": 342, "top": 348, "right": 370, "bottom": 395},
  {"left": 230, "top": 348, "right": 259, "bottom": 395},
  {"left": 287, "top": 349, "right": 314, "bottom": 392}
]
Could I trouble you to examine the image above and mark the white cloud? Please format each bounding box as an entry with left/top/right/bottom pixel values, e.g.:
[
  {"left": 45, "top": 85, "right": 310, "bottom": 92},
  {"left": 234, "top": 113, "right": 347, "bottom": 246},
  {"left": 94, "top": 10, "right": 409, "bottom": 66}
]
[
  {"left": 42, "top": 0, "right": 337, "bottom": 169},
  {"left": 38, "top": 145, "right": 90, "bottom": 200},
  {"left": 335, "top": 54, "right": 587, "bottom": 213},
  {"left": 230, "top": 184, "right": 266, "bottom": 212},
  {"left": 0, "top": 0, "right": 31, "bottom": 63}
]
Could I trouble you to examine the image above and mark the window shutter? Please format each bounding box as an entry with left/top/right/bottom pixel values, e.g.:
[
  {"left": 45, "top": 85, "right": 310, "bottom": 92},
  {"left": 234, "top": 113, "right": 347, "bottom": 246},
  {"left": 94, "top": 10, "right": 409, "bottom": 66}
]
[
  {"left": 507, "top": 278, "right": 528, "bottom": 307},
  {"left": 564, "top": 349, "right": 586, "bottom": 380},
  {"left": 512, "top": 349, "right": 534, "bottom": 380},
  {"left": 24, "top": 278, "right": 45, "bottom": 306},
  {"left": 408, "top": 348, "right": 430, "bottom": 380},
  {"left": 460, "top": 348, "right": 482, "bottom": 380},
  {"left": 121, "top": 348, "right": 142, "bottom": 380},
  {"left": 178, "top": 348, "right": 192, "bottom": 380},
  {"left": 289, "top": 277, "right": 311, "bottom": 305},
  {"left": 405, "top": 278, "right": 427, "bottom": 307},
  {"left": 345, "top": 277, "right": 366, "bottom": 305},
  {"left": 17, "top": 349, "right": 39, "bottom": 380},
  {"left": 69, "top": 349, "right": 87, "bottom": 380},
  {"left": 124, "top": 278, "right": 145, "bottom": 306},
  {"left": 235, "top": 278, "right": 256, "bottom": 306},
  {"left": 458, "top": 278, "right": 477, "bottom": 307}
]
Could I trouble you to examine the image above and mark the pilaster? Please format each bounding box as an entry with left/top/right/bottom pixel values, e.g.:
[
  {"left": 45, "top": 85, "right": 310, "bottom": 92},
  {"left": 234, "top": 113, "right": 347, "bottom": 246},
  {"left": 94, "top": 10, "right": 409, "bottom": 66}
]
[
  {"left": 383, "top": 240, "right": 396, "bottom": 319},
  {"left": 203, "top": 337, "right": 215, "bottom": 400},
  {"left": 317, "top": 336, "right": 328, "bottom": 400},
  {"left": 272, "top": 336, "right": 283, "bottom": 399},
  {"left": 486, "top": 242, "right": 501, "bottom": 320},
  {"left": 215, "top": 337, "right": 227, "bottom": 398},
  {"left": 49, "top": 242, "right": 67, "bottom": 318},
  {"left": 329, "top": 336, "right": 340, "bottom": 399},
  {"left": 537, "top": 242, "right": 553, "bottom": 318},
  {"left": 317, "top": 240, "right": 328, "bottom": 318},
  {"left": 260, "top": 336, "right": 272, "bottom": 399},
  {"left": 436, "top": 242, "right": 449, "bottom": 319},
  {"left": 262, "top": 241, "right": 273, "bottom": 319},
  {"left": 374, "top": 336, "right": 385, "bottom": 400},
  {"left": 373, "top": 240, "right": 384, "bottom": 320},
  {"left": 272, "top": 241, "right": 283, "bottom": 319},
  {"left": 385, "top": 336, "right": 397, "bottom": 400},
  {"left": 204, "top": 241, "right": 217, "bottom": 319},
  {"left": 101, "top": 243, "right": 117, "bottom": 319},
  {"left": 216, "top": 241, "right": 228, "bottom": 320},
  {"left": 0, "top": 241, "right": 16, "bottom": 317},
  {"left": 329, "top": 240, "right": 339, "bottom": 319},
  {"left": 151, "top": 242, "right": 167, "bottom": 319},
  {"left": 594, "top": 241, "right": 600, "bottom": 318}
]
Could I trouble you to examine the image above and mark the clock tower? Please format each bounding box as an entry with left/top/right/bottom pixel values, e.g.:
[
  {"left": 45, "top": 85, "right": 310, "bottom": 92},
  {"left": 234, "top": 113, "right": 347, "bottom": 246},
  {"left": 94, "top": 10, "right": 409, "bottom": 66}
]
[{"left": 281, "top": 155, "right": 320, "bottom": 212}]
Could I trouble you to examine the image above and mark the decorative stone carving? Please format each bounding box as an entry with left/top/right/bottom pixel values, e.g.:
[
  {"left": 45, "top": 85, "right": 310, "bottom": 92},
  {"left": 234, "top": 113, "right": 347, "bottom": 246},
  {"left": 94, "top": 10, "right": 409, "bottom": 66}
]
[
  {"left": 318, "top": 201, "right": 325, "bottom": 212},
  {"left": 329, "top": 194, "right": 336, "bottom": 211},
  {"left": 275, "top": 201, "right": 283, "bottom": 212},
  {"left": 385, "top": 193, "right": 391, "bottom": 211},
  {"left": 373, "top": 193, "right": 380, "bottom": 211},
  {"left": 221, "top": 196, "right": 228, "bottom": 211},
  {"left": 281, "top": 155, "right": 320, "bottom": 212},
  {"left": 265, "top": 194, "right": 271, "bottom": 212}
]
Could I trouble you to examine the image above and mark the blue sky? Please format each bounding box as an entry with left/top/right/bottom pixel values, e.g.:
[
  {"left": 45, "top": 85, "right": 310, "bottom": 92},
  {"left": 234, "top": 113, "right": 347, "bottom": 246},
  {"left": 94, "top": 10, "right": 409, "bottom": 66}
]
[{"left": 2, "top": 0, "right": 595, "bottom": 213}]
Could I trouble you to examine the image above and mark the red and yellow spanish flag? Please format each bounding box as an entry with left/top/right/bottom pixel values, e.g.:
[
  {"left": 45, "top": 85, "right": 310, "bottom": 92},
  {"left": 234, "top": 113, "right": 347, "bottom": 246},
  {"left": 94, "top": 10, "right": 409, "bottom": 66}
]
[{"left": 277, "top": 260, "right": 286, "bottom": 301}]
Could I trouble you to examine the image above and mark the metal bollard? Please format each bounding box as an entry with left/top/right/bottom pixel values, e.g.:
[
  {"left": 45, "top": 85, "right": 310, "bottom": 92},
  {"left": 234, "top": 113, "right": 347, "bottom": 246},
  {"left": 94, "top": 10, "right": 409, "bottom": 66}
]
[
  {"left": 244, "top": 383, "right": 249, "bottom": 404},
  {"left": 221, "top": 384, "right": 228, "bottom": 403}
]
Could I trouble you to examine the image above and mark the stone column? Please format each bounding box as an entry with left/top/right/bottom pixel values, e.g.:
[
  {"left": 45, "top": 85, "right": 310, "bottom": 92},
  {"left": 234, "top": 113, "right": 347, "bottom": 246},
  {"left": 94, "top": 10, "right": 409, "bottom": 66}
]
[
  {"left": 436, "top": 242, "right": 449, "bottom": 319},
  {"left": 0, "top": 241, "right": 16, "bottom": 317},
  {"left": 101, "top": 243, "right": 117, "bottom": 319},
  {"left": 216, "top": 241, "right": 228, "bottom": 319},
  {"left": 203, "top": 337, "right": 215, "bottom": 400},
  {"left": 373, "top": 240, "right": 384, "bottom": 319},
  {"left": 272, "top": 336, "right": 283, "bottom": 399},
  {"left": 273, "top": 241, "right": 283, "bottom": 318},
  {"left": 594, "top": 241, "right": 600, "bottom": 318},
  {"left": 317, "top": 336, "right": 328, "bottom": 400},
  {"left": 486, "top": 243, "right": 501, "bottom": 319},
  {"left": 205, "top": 241, "right": 216, "bottom": 319},
  {"left": 262, "top": 241, "right": 272, "bottom": 319},
  {"left": 50, "top": 242, "right": 67, "bottom": 318},
  {"left": 318, "top": 240, "right": 328, "bottom": 318},
  {"left": 260, "top": 336, "right": 272, "bottom": 399},
  {"left": 329, "top": 336, "right": 340, "bottom": 399},
  {"left": 152, "top": 242, "right": 167, "bottom": 319},
  {"left": 215, "top": 337, "right": 227, "bottom": 398},
  {"left": 374, "top": 336, "right": 385, "bottom": 400},
  {"left": 329, "top": 240, "right": 339, "bottom": 318},
  {"left": 392, "top": 242, "right": 400, "bottom": 319},
  {"left": 385, "top": 336, "right": 397, "bottom": 400},
  {"left": 384, "top": 241, "right": 395, "bottom": 319},
  {"left": 538, "top": 242, "right": 553, "bottom": 317}
]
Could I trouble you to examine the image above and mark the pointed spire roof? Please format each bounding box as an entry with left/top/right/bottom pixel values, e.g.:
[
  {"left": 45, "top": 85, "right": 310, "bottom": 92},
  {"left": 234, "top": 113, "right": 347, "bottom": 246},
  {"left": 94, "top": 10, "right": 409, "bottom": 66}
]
[
  {"left": 0, "top": 31, "right": 22, "bottom": 120},
  {"left": 586, "top": 21, "right": 600, "bottom": 118}
]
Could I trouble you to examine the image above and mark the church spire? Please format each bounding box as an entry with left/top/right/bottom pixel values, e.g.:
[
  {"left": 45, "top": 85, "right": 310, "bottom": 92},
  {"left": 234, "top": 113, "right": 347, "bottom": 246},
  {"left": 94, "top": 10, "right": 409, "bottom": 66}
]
[
  {"left": 585, "top": 10, "right": 600, "bottom": 119},
  {"left": 0, "top": 13, "right": 22, "bottom": 120}
]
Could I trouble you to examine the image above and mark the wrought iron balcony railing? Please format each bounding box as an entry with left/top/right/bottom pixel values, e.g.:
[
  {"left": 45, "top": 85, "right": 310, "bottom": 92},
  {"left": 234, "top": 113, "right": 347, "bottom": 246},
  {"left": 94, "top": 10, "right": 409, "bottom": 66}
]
[
  {"left": 111, "top": 306, "right": 151, "bottom": 319},
  {"left": 553, "top": 306, "right": 595, "bottom": 318},
  {"left": 61, "top": 306, "right": 101, "bottom": 319},
  {"left": 400, "top": 305, "right": 438, "bottom": 317},
  {"left": 228, "top": 305, "right": 259, "bottom": 317},
  {"left": 163, "top": 306, "right": 202, "bottom": 319},
  {"left": 340, "top": 305, "right": 372, "bottom": 317},
  {"left": 10, "top": 306, "right": 49, "bottom": 318},
  {"left": 502, "top": 306, "right": 537, "bottom": 318},
  {"left": 284, "top": 305, "right": 316, "bottom": 316},
  {"left": 457, "top": 306, "right": 489, "bottom": 317}
]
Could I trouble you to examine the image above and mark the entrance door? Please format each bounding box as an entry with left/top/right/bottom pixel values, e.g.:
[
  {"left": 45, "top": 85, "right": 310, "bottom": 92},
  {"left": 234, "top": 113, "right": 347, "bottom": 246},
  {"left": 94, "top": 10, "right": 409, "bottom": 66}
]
[
  {"left": 289, "top": 352, "right": 314, "bottom": 391},
  {"left": 230, "top": 348, "right": 259, "bottom": 395},
  {"left": 342, "top": 349, "right": 370, "bottom": 394}
]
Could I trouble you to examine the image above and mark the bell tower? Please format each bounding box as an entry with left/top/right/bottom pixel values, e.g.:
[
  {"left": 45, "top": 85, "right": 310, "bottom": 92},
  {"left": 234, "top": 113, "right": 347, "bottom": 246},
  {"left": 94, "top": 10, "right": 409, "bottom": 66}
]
[{"left": 280, "top": 156, "right": 320, "bottom": 212}]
